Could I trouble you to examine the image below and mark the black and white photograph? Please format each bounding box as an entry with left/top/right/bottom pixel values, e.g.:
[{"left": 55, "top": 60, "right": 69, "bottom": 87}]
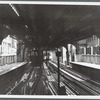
[{"left": 0, "top": 0, "right": 100, "bottom": 99}]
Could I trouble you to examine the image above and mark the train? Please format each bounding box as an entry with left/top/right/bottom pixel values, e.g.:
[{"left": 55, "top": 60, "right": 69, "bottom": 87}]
[{"left": 30, "top": 51, "right": 43, "bottom": 67}]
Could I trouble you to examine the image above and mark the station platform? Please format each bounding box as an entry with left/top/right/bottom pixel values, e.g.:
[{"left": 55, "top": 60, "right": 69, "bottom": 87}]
[
  {"left": 0, "top": 62, "right": 27, "bottom": 75},
  {"left": 49, "top": 61, "right": 100, "bottom": 95},
  {"left": 70, "top": 62, "right": 100, "bottom": 70},
  {"left": 69, "top": 61, "right": 100, "bottom": 81},
  {"left": 0, "top": 61, "right": 28, "bottom": 94}
]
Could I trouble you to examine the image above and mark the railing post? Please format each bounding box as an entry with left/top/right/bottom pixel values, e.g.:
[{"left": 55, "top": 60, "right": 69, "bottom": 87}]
[
  {"left": 15, "top": 55, "right": 17, "bottom": 63},
  {"left": 13, "top": 55, "right": 15, "bottom": 63},
  {"left": 1, "top": 58, "right": 2, "bottom": 66},
  {"left": 11, "top": 56, "right": 12, "bottom": 63},
  {"left": 3, "top": 57, "right": 4, "bottom": 65},
  {"left": 13, "top": 55, "right": 14, "bottom": 63},
  {"left": 7, "top": 56, "right": 8, "bottom": 64},
  {"left": 0, "top": 58, "right": 1, "bottom": 66},
  {"left": 66, "top": 45, "right": 69, "bottom": 65},
  {"left": 9, "top": 56, "right": 10, "bottom": 64}
]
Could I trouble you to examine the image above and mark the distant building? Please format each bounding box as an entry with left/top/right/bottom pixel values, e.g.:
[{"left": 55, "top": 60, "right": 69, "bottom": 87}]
[
  {"left": 76, "top": 35, "right": 100, "bottom": 64},
  {"left": 49, "top": 45, "right": 77, "bottom": 64},
  {"left": 77, "top": 35, "right": 100, "bottom": 55},
  {"left": 62, "top": 47, "right": 67, "bottom": 63},
  {"left": 49, "top": 47, "right": 67, "bottom": 64},
  {"left": 0, "top": 35, "right": 17, "bottom": 56}
]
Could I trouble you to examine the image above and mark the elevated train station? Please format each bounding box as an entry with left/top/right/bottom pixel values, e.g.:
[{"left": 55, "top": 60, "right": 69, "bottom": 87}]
[{"left": 0, "top": 2, "right": 100, "bottom": 95}]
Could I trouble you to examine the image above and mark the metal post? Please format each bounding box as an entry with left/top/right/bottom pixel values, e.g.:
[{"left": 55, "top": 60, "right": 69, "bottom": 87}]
[
  {"left": 57, "top": 49, "right": 60, "bottom": 95},
  {"left": 46, "top": 50, "right": 48, "bottom": 65},
  {"left": 66, "top": 44, "right": 69, "bottom": 65}
]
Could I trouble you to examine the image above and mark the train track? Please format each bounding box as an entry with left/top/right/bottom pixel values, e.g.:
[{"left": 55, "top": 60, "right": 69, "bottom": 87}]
[
  {"left": 7, "top": 63, "right": 58, "bottom": 95},
  {"left": 47, "top": 82, "right": 58, "bottom": 95},
  {"left": 47, "top": 65, "right": 75, "bottom": 95},
  {"left": 3, "top": 62, "right": 32, "bottom": 94},
  {"left": 7, "top": 66, "right": 41, "bottom": 95},
  {"left": 61, "top": 68, "right": 100, "bottom": 95},
  {"left": 31, "top": 67, "right": 43, "bottom": 94},
  {"left": 49, "top": 61, "right": 100, "bottom": 95}
]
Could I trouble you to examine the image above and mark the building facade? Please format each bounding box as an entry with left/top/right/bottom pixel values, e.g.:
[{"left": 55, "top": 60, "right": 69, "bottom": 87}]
[
  {"left": 0, "top": 35, "right": 17, "bottom": 56},
  {"left": 76, "top": 35, "right": 100, "bottom": 64}
]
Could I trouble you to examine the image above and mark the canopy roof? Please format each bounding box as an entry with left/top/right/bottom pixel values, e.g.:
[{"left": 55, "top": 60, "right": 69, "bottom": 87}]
[{"left": 0, "top": 4, "right": 100, "bottom": 48}]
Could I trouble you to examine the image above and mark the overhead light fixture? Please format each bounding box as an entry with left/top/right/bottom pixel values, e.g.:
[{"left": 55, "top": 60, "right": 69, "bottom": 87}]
[
  {"left": 4, "top": 25, "right": 12, "bottom": 31},
  {"left": 5, "top": 25, "right": 10, "bottom": 29},
  {"left": 9, "top": 4, "right": 19, "bottom": 17},
  {"left": 25, "top": 25, "right": 28, "bottom": 28},
  {"left": 79, "top": 25, "right": 92, "bottom": 32}
]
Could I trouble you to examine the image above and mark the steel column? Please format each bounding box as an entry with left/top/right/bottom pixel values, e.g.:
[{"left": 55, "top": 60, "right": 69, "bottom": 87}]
[{"left": 56, "top": 49, "right": 60, "bottom": 95}]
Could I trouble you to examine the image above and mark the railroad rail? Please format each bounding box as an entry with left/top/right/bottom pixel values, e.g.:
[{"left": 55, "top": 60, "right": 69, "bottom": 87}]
[{"left": 49, "top": 61, "right": 100, "bottom": 95}]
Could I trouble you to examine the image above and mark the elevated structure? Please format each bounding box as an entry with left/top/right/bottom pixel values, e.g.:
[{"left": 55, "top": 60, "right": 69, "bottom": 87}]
[
  {"left": 0, "top": 1, "right": 100, "bottom": 96},
  {"left": 0, "top": 4, "right": 100, "bottom": 50}
]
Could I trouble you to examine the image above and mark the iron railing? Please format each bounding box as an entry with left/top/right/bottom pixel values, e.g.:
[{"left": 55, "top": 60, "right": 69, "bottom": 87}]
[
  {"left": 0, "top": 55, "right": 17, "bottom": 66},
  {"left": 76, "top": 54, "right": 100, "bottom": 64}
]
